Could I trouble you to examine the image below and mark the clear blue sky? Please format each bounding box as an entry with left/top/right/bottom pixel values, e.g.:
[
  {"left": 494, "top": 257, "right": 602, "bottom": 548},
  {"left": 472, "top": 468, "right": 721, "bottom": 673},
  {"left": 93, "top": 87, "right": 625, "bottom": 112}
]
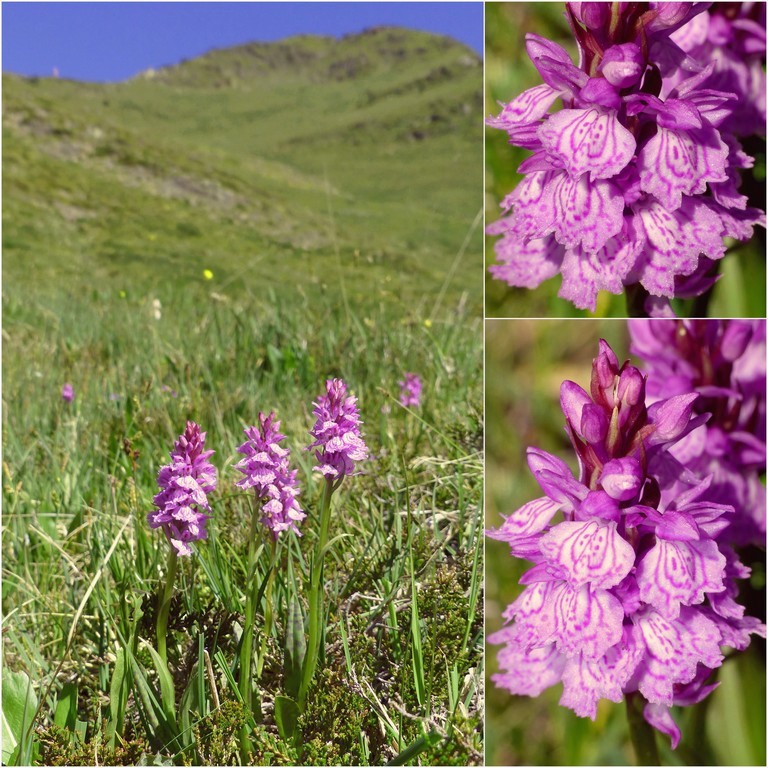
[{"left": 2, "top": 1, "right": 483, "bottom": 82}]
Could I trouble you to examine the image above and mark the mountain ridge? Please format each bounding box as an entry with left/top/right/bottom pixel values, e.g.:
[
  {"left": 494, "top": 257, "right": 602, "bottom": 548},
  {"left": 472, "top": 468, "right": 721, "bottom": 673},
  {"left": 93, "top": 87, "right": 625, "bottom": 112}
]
[
  {"left": 3, "top": 26, "right": 483, "bottom": 314},
  {"left": 134, "top": 26, "right": 478, "bottom": 88}
]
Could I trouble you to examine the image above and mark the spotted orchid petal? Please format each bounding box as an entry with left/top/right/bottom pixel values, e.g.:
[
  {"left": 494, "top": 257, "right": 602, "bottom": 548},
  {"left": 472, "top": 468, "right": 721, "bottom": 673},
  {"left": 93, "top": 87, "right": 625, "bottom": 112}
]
[
  {"left": 636, "top": 538, "right": 726, "bottom": 618},
  {"left": 549, "top": 173, "right": 625, "bottom": 253},
  {"left": 487, "top": 496, "right": 561, "bottom": 543},
  {"left": 558, "top": 221, "right": 643, "bottom": 310},
  {"left": 552, "top": 582, "right": 625, "bottom": 659},
  {"left": 638, "top": 124, "right": 729, "bottom": 210},
  {"left": 488, "top": 232, "right": 564, "bottom": 290},
  {"left": 490, "top": 629, "right": 566, "bottom": 697},
  {"left": 634, "top": 197, "right": 728, "bottom": 297},
  {"left": 488, "top": 84, "right": 561, "bottom": 131},
  {"left": 540, "top": 519, "right": 635, "bottom": 590},
  {"left": 539, "top": 107, "right": 636, "bottom": 181},
  {"left": 633, "top": 606, "right": 723, "bottom": 706},
  {"left": 560, "top": 625, "right": 644, "bottom": 719},
  {"left": 506, "top": 580, "right": 558, "bottom": 650}
]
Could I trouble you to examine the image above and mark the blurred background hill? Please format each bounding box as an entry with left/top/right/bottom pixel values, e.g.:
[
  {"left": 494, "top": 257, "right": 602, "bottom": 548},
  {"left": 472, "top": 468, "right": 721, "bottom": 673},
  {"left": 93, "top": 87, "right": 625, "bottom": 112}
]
[{"left": 3, "top": 26, "right": 482, "bottom": 314}]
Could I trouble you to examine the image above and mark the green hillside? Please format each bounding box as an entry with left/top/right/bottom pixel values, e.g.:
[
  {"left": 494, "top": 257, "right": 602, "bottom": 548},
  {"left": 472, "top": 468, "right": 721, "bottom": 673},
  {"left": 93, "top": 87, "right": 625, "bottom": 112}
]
[{"left": 3, "top": 26, "right": 483, "bottom": 313}]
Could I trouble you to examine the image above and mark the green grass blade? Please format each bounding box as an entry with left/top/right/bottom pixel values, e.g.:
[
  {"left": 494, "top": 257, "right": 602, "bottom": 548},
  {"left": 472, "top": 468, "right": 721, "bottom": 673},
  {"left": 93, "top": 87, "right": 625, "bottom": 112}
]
[
  {"left": 385, "top": 729, "right": 441, "bottom": 766},
  {"left": 409, "top": 547, "right": 426, "bottom": 710}
]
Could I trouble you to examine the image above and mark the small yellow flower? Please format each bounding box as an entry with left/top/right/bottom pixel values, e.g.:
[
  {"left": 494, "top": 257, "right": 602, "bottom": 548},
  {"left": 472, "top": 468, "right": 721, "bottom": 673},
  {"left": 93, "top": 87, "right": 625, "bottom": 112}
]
[
  {"left": 203, "top": 269, "right": 214, "bottom": 280},
  {"left": 423, "top": 318, "right": 433, "bottom": 328}
]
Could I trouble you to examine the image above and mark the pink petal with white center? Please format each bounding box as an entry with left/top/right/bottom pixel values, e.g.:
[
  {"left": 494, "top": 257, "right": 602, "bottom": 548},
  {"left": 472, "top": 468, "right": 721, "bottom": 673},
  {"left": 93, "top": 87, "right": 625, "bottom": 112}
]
[
  {"left": 552, "top": 582, "right": 625, "bottom": 659},
  {"left": 487, "top": 84, "right": 560, "bottom": 130},
  {"left": 489, "top": 233, "right": 564, "bottom": 289},
  {"left": 539, "top": 108, "right": 635, "bottom": 181},
  {"left": 550, "top": 173, "right": 625, "bottom": 253},
  {"left": 559, "top": 625, "right": 644, "bottom": 718},
  {"left": 487, "top": 496, "right": 561, "bottom": 541},
  {"left": 634, "top": 197, "right": 727, "bottom": 297},
  {"left": 638, "top": 124, "right": 729, "bottom": 210},
  {"left": 173, "top": 506, "right": 199, "bottom": 523},
  {"left": 633, "top": 606, "right": 723, "bottom": 706},
  {"left": 490, "top": 628, "right": 566, "bottom": 697},
  {"left": 540, "top": 519, "right": 635, "bottom": 590},
  {"left": 636, "top": 538, "right": 726, "bottom": 618}
]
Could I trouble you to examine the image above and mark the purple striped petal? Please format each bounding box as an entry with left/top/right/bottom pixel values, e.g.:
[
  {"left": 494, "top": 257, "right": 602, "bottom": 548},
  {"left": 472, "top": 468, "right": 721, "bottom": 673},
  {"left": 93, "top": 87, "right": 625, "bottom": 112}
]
[
  {"left": 550, "top": 173, "right": 625, "bottom": 253},
  {"left": 638, "top": 124, "right": 729, "bottom": 210},
  {"left": 506, "top": 581, "right": 558, "bottom": 650},
  {"left": 487, "top": 496, "right": 561, "bottom": 542},
  {"left": 559, "top": 625, "right": 644, "bottom": 719},
  {"left": 540, "top": 519, "right": 635, "bottom": 589},
  {"left": 488, "top": 84, "right": 560, "bottom": 130},
  {"left": 558, "top": 221, "right": 643, "bottom": 311},
  {"left": 636, "top": 538, "right": 726, "bottom": 618},
  {"left": 633, "top": 606, "right": 723, "bottom": 706},
  {"left": 490, "top": 629, "right": 566, "bottom": 697},
  {"left": 539, "top": 107, "right": 635, "bottom": 180},
  {"left": 552, "top": 582, "right": 625, "bottom": 659},
  {"left": 634, "top": 197, "right": 727, "bottom": 297},
  {"left": 488, "top": 233, "right": 564, "bottom": 290}
]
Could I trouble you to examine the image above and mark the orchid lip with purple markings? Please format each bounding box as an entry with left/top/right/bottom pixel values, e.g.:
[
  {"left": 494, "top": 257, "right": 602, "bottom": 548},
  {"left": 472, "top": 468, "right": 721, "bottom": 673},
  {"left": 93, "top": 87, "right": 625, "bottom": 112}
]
[
  {"left": 147, "top": 421, "right": 217, "bottom": 556},
  {"left": 488, "top": 335, "right": 766, "bottom": 747},
  {"left": 308, "top": 378, "right": 369, "bottom": 480},
  {"left": 235, "top": 411, "right": 305, "bottom": 538},
  {"left": 487, "top": 2, "right": 766, "bottom": 315}
]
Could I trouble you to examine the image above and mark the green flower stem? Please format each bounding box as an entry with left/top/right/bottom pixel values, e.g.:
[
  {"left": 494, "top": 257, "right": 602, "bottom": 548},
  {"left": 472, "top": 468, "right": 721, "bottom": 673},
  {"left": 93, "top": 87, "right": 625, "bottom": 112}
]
[
  {"left": 626, "top": 691, "right": 660, "bottom": 766},
  {"left": 156, "top": 546, "right": 178, "bottom": 667},
  {"left": 256, "top": 536, "right": 278, "bottom": 679},
  {"left": 298, "top": 477, "right": 335, "bottom": 710},
  {"left": 239, "top": 502, "right": 262, "bottom": 762}
]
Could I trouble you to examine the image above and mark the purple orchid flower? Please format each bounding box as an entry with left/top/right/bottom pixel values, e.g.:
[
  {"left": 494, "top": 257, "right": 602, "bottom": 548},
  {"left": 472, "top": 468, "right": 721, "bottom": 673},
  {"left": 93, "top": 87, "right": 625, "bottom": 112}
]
[
  {"left": 629, "top": 319, "right": 766, "bottom": 546},
  {"left": 488, "top": 338, "right": 765, "bottom": 747},
  {"left": 148, "top": 422, "right": 217, "bottom": 556},
  {"left": 398, "top": 372, "right": 423, "bottom": 408},
  {"left": 487, "top": 2, "right": 765, "bottom": 314},
  {"left": 235, "top": 411, "right": 305, "bottom": 538},
  {"left": 308, "top": 378, "right": 369, "bottom": 480}
]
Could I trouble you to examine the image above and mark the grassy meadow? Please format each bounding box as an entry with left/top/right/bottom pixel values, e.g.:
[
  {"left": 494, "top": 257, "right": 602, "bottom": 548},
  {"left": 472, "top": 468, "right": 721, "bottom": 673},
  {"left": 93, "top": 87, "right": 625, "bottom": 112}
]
[
  {"left": 2, "top": 27, "right": 483, "bottom": 766},
  {"left": 484, "top": 320, "right": 766, "bottom": 766}
]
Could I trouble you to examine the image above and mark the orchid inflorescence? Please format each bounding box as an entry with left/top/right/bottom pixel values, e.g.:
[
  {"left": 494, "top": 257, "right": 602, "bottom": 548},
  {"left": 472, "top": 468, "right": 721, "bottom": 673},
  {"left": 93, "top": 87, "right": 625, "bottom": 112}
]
[
  {"left": 487, "top": 3, "right": 766, "bottom": 315},
  {"left": 398, "top": 372, "right": 423, "bottom": 408},
  {"left": 148, "top": 378, "right": 368, "bottom": 552},
  {"left": 147, "top": 421, "right": 217, "bottom": 556},
  {"left": 235, "top": 411, "right": 305, "bottom": 538},
  {"left": 488, "top": 321, "right": 765, "bottom": 748}
]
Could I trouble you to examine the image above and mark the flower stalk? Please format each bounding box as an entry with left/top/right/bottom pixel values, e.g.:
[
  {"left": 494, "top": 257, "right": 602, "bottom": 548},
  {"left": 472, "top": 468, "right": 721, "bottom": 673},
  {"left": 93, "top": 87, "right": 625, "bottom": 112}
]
[
  {"left": 626, "top": 692, "right": 660, "bottom": 766},
  {"left": 156, "top": 546, "right": 178, "bottom": 668},
  {"left": 256, "top": 536, "right": 278, "bottom": 679},
  {"left": 298, "top": 476, "right": 335, "bottom": 710},
  {"left": 238, "top": 501, "right": 263, "bottom": 762}
]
